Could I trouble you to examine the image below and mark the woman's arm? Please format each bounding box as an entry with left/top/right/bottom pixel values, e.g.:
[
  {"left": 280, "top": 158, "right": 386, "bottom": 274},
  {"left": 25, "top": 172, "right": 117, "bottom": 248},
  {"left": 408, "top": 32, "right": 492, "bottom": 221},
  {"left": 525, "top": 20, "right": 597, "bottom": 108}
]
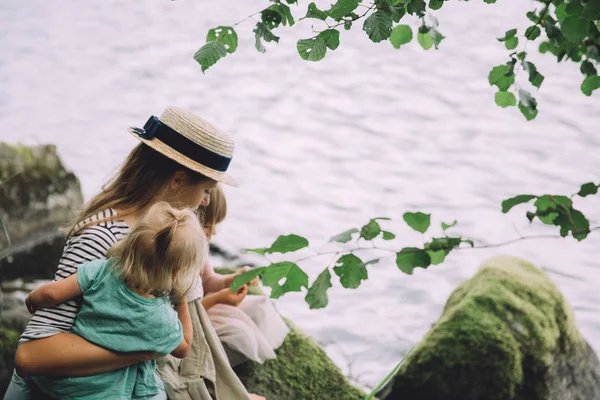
[
  {"left": 25, "top": 274, "right": 81, "bottom": 314},
  {"left": 170, "top": 302, "right": 193, "bottom": 359},
  {"left": 15, "top": 333, "right": 156, "bottom": 377}
]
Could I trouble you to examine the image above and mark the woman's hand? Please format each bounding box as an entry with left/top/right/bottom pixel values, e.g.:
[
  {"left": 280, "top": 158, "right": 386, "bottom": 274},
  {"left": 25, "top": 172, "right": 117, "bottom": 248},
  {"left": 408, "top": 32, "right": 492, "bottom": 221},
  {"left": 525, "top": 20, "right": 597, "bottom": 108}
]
[
  {"left": 216, "top": 285, "right": 248, "bottom": 307},
  {"left": 224, "top": 266, "right": 260, "bottom": 289}
]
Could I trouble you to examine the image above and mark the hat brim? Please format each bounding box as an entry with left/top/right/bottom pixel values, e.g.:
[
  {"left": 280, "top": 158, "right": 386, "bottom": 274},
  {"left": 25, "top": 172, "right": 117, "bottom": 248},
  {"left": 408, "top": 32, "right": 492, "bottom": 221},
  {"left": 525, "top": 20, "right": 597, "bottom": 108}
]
[{"left": 128, "top": 127, "right": 239, "bottom": 187}]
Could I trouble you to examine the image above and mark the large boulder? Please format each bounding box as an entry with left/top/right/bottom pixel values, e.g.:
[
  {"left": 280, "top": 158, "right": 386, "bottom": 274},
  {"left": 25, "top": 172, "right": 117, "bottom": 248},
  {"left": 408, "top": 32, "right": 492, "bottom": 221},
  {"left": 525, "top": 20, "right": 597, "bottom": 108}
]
[
  {"left": 213, "top": 267, "right": 367, "bottom": 400},
  {"left": 0, "top": 143, "right": 83, "bottom": 281},
  {"left": 381, "top": 256, "right": 600, "bottom": 400},
  {"left": 0, "top": 328, "right": 20, "bottom": 396},
  {"left": 235, "top": 320, "right": 367, "bottom": 400}
]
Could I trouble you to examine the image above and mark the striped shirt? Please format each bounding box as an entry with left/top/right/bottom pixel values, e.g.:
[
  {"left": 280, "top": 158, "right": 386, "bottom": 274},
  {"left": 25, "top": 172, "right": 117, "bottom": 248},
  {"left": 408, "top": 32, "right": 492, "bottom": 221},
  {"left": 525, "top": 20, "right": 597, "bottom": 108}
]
[{"left": 20, "top": 209, "right": 129, "bottom": 343}]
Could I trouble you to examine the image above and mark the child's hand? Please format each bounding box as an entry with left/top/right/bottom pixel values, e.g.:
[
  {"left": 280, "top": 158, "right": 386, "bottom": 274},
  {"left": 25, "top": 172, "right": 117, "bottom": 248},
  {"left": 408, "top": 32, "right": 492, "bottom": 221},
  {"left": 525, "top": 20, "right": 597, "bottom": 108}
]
[
  {"left": 216, "top": 285, "right": 248, "bottom": 307},
  {"left": 25, "top": 295, "right": 37, "bottom": 315},
  {"left": 224, "top": 266, "right": 260, "bottom": 288}
]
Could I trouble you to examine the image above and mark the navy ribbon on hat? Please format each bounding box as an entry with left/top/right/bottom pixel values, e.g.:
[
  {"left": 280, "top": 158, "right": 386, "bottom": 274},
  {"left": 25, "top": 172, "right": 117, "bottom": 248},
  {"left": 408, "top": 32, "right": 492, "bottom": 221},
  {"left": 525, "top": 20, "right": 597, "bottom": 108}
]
[{"left": 132, "top": 116, "right": 232, "bottom": 172}]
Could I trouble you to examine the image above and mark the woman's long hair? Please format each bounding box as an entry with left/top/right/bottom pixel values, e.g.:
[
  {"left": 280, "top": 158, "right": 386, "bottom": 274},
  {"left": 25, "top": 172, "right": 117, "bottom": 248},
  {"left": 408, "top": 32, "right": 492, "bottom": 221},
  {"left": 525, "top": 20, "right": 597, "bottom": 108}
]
[{"left": 68, "top": 143, "right": 210, "bottom": 236}]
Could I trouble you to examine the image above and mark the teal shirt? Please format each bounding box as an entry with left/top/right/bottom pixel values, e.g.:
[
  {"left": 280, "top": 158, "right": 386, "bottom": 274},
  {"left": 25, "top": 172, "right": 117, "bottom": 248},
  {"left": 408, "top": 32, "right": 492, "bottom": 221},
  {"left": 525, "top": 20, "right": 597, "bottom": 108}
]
[{"left": 33, "top": 258, "right": 183, "bottom": 400}]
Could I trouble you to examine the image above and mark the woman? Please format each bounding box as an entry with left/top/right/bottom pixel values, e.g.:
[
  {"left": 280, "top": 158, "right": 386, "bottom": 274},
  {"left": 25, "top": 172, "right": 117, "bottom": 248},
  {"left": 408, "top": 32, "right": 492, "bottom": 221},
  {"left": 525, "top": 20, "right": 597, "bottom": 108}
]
[{"left": 7, "top": 107, "right": 265, "bottom": 400}]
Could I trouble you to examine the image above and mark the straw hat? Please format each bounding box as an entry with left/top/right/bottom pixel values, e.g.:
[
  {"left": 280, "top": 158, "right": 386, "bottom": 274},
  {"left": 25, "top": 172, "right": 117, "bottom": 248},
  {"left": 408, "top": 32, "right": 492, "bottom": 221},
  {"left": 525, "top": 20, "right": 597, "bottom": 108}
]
[{"left": 128, "top": 107, "right": 238, "bottom": 187}]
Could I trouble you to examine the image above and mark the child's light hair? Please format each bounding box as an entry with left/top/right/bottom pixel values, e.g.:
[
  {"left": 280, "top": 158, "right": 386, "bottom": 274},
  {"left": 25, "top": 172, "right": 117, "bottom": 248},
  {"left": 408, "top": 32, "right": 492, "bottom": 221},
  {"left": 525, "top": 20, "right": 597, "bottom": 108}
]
[
  {"left": 201, "top": 184, "right": 227, "bottom": 231},
  {"left": 109, "top": 202, "right": 207, "bottom": 298}
]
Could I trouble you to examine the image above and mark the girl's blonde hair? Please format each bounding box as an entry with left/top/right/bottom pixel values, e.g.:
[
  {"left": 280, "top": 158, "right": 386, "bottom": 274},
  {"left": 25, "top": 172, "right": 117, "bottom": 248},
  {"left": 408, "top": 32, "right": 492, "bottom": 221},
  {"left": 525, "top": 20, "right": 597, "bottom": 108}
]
[
  {"left": 68, "top": 143, "right": 213, "bottom": 237},
  {"left": 109, "top": 202, "right": 207, "bottom": 298},
  {"left": 201, "top": 184, "right": 227, "bottom": 230}
]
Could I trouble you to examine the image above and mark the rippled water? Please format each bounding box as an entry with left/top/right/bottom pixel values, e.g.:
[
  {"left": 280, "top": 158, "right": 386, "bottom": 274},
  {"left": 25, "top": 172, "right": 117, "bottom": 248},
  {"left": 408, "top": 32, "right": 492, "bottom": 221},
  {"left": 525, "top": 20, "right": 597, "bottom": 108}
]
[{"left": 1, "top": 0, "right": 599, "bottom": 390}]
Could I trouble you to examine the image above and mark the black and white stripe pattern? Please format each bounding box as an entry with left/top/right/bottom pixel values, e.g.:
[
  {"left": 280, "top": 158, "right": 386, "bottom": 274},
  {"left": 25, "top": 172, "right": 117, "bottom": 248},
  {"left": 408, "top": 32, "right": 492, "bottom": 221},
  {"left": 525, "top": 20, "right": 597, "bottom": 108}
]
[{"left": 20, "top": 209, "right": 129, "bottom": 343}]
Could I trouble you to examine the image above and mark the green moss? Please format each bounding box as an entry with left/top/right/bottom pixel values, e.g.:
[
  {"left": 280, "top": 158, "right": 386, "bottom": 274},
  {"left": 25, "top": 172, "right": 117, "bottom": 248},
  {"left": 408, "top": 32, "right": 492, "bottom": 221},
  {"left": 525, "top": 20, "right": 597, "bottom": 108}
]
[
  {"left": 235, "top": 320, "right": 366, "bottom": 400},
  {"left": 0, "top": 328, "right": 20, "bottom": 395},
  {"left": 390, "top": 256, "right": 583, "bottom": 400},
  {"left": 213, "top": 266, "right": 366, "bottom": 399}
]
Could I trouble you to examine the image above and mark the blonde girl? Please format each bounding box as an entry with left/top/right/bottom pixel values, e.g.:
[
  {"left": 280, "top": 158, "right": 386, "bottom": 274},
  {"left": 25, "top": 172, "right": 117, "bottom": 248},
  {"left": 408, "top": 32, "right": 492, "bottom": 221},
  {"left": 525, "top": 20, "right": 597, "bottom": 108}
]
[{"left": 25, "top": 203, "right": 205, "bottom": 399}]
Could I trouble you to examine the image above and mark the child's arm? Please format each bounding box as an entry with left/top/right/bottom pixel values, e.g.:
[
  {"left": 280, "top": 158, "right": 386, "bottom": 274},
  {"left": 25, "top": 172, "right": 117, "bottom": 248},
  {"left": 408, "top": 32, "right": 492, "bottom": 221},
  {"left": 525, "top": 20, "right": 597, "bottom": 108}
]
[
  {"left": 25, "top": 274, "right": 82, "bottom": 314},
  {"left": 170, "top": 302, "right": 193, "bottom": 358}
]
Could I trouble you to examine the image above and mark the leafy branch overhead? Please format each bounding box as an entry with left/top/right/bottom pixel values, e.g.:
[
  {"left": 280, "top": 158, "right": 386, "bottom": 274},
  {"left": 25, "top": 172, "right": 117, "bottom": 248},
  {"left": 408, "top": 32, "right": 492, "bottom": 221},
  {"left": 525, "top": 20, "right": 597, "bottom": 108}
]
[
  {"left": 193, "top": 0, "right": 599, "bottom": 119},
  {"left": 230, "top": 183, "right": 598, "bottom": 310}
]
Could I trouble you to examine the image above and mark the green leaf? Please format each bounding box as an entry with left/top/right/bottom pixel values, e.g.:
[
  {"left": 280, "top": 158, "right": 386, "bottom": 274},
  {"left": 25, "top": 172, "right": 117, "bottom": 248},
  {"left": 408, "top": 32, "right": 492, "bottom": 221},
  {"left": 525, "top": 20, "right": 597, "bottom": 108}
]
[
  {"left": 432, "top": 29, "right": 445, "bottom": 49},
  {"left": 582, "top": 0, "right": 600, "bottom": 20},
  {"left": 261, "top": 262, "right": 309, "bottom": 298},
  {"left": 206, "top": 26, "right": 238, "bottom": 54},
  {"left": 297, "top": 37, "right": 328, "bottom": 61},
  {"left": 578, "top": 182, "right": 599, "bottom": 197},
  {"left": 497, "top": 29, "right": 517, "bottom": 42},
  {"left": 566, "top": 1, "right": 583, "bottom": 16},
  {"left": 261, "top": 9, "right": 283, "bottom": 29},
  {"left": 319, "top": 29, "right": 340, "bottom": 50},
  {"left": 518, "top": 90, "right": 538, "bottom": 121},
  {"left": 268, "top": 234, "right": 310, "bottom": 253},
  {"left": 246, "top": 234, "right": 310, "bottom": 254},
  {"left": 555, "top": 3, "right": 568, "bottom": 23},
  {"left": 524, "top": 61, "right": 544, "bottom": 89},
  {"left": 333, "top": 254, "right": 369, "bottom": 288},
  {"left": 382, "top": 231, "right": 396, "bottom": 240},
  {"left": 305, "top": 268, "right": 332, "bottom": 309},
  {"left": 526, "top": 11, "right": 539, "bottom": 23},
  {"left": 269, "top": 3, "right": 295, "bottom": 26},
  {"left": 488, "top": 65, "right": 515, "bottom": 91},
  {"left": 495, "top": 91, "right": 517, "bottom": 108},
  {"left": 426, "top": 237, "right": 462, "bottom": 251},
  {"left": 505, "top": 36, "right": 519, "bottom": 50},
  {"left": 483, "top": 0, "right": 496, "bottom": 4},
  {"left": 462, "top": 239, "right": 475, "bottom": 247},
  {"left": 417, "top": 31, "right": 434, "bottom": 50},
  {"left": 407, "top": 0, "right": 427, "bottom": 16},
  {"left": 552, "top": 208, "right": 590, "bottom": 241},
  {"left": 304, "top": 2, "right": 329, "bottom": 20},
  {"left": 501, "top": 194, "right": 536, "bottom": 213},
  {"left": 525, "top": 211, "right": 536, "bottom": 222},
  {"left": 580, "top": 61, "right": 598, "bottom": 77},
  {"left": 363, "top": 10, "right": 393, "bottom": 43},
  {"left": 403, "top": 212, "right": 431, "bottom": 233},
  {"left": 429, "top": 0, "right": 444, "bottom": 10},
  {"left": 390, "top": 25, "right": 413, "bottom": 49},
  {"left": 193, "top": 41, "right": 227, "bottom": 73},
  {"left": 525, "top": 25, "right": 541, "bottom": 40},
  {"left": 396, "top": 248, "right": 431, "bottom": 274},
  {"left": 539, "top": 42, "right": 550, "bottom": 54},
  {"left": 581, "top": 75, "right": 600, "bottom": 96},
  {"left": 360, "top": 219, "right": 382, "bottom": 240},
  {"left": 330, "top": 228, "right": 359, "bottom": 243},
  {"left": 426, "top": 249, "right": 446, "bottom": 265},
  {"left": 562, "top": 17, "right": 591, "bottom": 42},
  {"left": 390, "top": 5, "right": 406, "bottom": 22},
  {"left": 254, "top": 22, "right": 280, "bottom": 53},
  {"left": 231, "top": 267, "right": 266, "bottom": 291},
  {"left": 442, "top": 220, "right": 457, "bottom": 231},
  {"left": 328, "top": 0, "right": 360, "bottom": 21}
]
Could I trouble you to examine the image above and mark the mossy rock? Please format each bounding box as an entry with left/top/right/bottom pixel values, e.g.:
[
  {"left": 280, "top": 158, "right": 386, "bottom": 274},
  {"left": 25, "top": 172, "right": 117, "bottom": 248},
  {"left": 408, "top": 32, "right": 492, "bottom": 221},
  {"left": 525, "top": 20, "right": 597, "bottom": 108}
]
[
  {"left": 213, "top": 266, "right": 367, "bottom": 400},
  {"left": 0, "top": 143, "right": 83, "bottom": 280},
  {"left": 383, "top": 256, "right": 600, "bottom": 400},
  {"left": 0, "top": 328, "right": 20, "bottom": 396},
  {"left": 234, "top": 320, "right": 366, "bottom": 400}
]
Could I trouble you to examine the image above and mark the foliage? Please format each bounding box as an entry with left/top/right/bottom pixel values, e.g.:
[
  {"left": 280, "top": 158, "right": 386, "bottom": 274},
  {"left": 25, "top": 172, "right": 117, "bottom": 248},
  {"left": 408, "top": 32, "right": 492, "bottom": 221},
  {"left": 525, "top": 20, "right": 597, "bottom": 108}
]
[
  {"left": 230, "top": 182, "right": 598, "bottom": 310},
  {"left": 194, "top": 0, "right": 599, "bottom": 120}
]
